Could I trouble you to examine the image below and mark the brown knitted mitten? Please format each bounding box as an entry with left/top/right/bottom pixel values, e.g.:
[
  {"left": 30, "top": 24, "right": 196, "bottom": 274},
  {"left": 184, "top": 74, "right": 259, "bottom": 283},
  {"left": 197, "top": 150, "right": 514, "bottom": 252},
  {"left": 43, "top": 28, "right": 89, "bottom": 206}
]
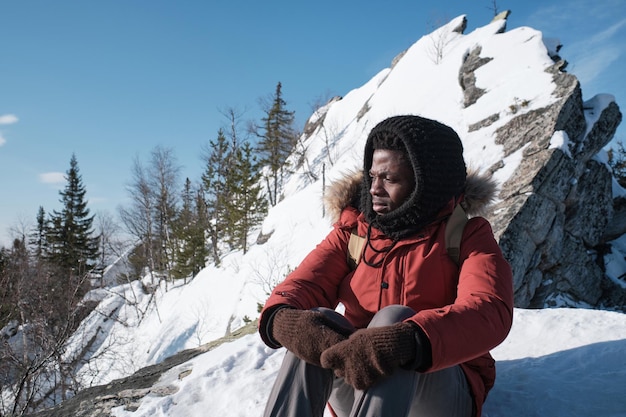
[
  {"left": 320, "top": 322, "right": 418, "bottom": 390},
  {"left": 271, "top": 308, "right": 353, "bottom": 366}
]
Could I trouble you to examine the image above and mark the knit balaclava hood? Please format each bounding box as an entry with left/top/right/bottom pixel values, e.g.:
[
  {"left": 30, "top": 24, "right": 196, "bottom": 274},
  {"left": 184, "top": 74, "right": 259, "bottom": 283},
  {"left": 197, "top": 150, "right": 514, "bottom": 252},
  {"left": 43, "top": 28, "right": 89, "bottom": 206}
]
[{"left": 361, "top": 115, "right": 467, "bottom": 239}]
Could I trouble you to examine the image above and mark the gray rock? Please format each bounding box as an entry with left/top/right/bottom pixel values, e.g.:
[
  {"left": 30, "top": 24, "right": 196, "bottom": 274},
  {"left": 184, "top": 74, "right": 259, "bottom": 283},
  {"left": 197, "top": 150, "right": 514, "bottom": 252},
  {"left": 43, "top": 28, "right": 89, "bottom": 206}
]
[{"left": 481, "top": 53, "right": 623, "bottom": 308}]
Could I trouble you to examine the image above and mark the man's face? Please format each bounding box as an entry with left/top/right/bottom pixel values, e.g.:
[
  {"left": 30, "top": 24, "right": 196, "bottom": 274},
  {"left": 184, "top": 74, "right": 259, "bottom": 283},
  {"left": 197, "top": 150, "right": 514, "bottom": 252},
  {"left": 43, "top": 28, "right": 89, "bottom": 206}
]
[{"left": 369, "top": 149, "right": 415, "bottom": 215}]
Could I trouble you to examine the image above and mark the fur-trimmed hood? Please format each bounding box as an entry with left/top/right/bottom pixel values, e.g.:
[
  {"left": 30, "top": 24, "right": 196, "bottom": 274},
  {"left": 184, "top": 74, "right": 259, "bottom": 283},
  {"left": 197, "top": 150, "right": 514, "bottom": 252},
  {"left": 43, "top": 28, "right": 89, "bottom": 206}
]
[{"left": 324, "top": 168, "right": 498, "bottom": 224}]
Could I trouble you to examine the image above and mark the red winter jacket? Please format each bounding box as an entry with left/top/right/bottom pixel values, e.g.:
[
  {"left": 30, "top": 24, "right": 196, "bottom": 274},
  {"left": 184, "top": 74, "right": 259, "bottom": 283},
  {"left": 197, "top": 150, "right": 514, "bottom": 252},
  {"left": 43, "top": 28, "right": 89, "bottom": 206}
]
[{"left": 259, "top": 171, "right": 514, "bottom": 416}]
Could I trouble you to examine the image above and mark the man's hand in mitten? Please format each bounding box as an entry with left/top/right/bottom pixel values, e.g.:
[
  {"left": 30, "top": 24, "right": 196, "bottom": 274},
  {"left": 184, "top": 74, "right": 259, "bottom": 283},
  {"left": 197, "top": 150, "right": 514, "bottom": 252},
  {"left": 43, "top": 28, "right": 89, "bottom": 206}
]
[
  {"left": 320, "top": 322, "right": 418, "bottom": 390},
  {"left": 271, "top": 308, "right": 354, "bottom": 366}
]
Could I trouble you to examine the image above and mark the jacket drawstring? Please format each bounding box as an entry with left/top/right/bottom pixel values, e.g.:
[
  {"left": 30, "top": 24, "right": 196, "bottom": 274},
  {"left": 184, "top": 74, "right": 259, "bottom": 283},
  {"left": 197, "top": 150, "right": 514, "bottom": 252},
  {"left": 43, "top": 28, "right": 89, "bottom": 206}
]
[{"left": 362, "top": 223, "right": 397, "bottom": 268}]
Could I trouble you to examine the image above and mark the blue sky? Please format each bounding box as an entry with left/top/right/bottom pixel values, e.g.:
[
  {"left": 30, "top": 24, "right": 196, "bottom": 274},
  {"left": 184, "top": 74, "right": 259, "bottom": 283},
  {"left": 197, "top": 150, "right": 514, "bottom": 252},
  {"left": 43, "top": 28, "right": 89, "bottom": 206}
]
[{"left": 1, "top": 0, "right": 625, "bottom": 246}]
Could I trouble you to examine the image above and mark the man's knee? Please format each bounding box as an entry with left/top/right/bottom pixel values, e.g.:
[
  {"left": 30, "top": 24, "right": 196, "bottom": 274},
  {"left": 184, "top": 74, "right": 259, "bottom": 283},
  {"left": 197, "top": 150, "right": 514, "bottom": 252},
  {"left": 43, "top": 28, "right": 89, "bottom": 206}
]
[{"left": 368, "top": 305, "right": 416, "bottom": 327}]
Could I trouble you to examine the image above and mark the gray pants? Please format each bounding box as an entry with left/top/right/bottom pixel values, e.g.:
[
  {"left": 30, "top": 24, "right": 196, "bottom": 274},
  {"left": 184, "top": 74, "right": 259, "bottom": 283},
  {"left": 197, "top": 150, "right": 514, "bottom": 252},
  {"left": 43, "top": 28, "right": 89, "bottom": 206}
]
[{"left": 263, "top": 305, "right": 474, "bottom": 417}]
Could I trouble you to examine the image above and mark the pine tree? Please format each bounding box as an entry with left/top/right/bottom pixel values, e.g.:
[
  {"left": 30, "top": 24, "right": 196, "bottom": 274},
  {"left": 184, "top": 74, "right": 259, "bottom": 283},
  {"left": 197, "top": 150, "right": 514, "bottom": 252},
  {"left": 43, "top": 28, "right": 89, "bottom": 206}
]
[
  {"left": 201, "top": 128, "right": 232, "bottom": 264},
  {"left": 172, "top": 179, "right": 208, "bottom": 280},
  {"left": 172, "top": 178, "right": 193, "bottom": 279},
  {"left": 256, "top": 82, "right": 297, "bottom": 206},
  {"left": 29, "top": 205, "right": 48, "bottom": 258},
  {"left": 0, "top": 247, "right": 10, "bottom": 329},
  {"left": 0, "top": 241, "right": 22, "bottom": 328},
  {"left": 45, "top": 154, "right": 99, "bottom": 275},
  {"left": 191, "top": 187, "right": 210, "bottom": 273},
  {"left": 225, "top": 141, "right": 268, "bottom": 253}
]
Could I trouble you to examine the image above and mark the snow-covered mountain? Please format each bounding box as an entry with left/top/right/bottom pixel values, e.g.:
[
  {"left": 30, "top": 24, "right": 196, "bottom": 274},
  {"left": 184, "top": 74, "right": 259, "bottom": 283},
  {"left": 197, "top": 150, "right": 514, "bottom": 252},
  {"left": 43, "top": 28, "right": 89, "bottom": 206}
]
[{"left": 21, "top": 13, "right": 626, "bottom": 417}]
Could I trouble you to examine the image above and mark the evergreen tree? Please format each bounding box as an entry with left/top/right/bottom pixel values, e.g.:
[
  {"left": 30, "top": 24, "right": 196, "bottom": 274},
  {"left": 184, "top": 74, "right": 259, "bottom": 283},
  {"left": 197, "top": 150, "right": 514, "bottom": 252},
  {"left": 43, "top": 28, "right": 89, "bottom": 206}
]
[
  {"left": 173, "top": 179, "right": 208, "bottom": 280},
  {"left": 29, "top": 205, "right": 48, "bottom": 258},
  {"left": 172, "top": 178, "right": 193, "bottom": 279},
  {"left": 226, "top": 141, "right": 268, "bottom": 253},
  {"left": 191, "top": 187, "right": 210, "bottom": 272},
  {"left": 201, "top": 128, "right": 233, "bottom": 264},
  {"left": 256, "top": 82, "right": 297, "bottom": 206},
  {"left": 0, "top": 242, "right": 19, "bottom": 329},
  {"left": 45, "top": 154, "right": 99, "bottom": 275}
]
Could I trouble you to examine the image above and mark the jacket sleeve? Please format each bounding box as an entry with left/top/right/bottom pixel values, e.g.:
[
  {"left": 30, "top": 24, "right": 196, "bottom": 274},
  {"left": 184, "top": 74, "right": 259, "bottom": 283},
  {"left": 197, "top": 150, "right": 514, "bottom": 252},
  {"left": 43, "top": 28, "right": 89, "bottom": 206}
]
[
  {"left": 258, "top": 209, "right": 357, "bottom": 348},
  {"left": 410, "top": 217, "right": 514, "bottom": 371}
]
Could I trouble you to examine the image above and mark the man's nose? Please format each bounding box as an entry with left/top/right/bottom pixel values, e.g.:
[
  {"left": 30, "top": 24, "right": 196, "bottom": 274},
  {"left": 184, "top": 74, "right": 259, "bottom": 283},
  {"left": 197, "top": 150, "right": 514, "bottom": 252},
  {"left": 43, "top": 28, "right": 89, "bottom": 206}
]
[{"left": 370, "top": 177, "right": 384, "bottom": 195}]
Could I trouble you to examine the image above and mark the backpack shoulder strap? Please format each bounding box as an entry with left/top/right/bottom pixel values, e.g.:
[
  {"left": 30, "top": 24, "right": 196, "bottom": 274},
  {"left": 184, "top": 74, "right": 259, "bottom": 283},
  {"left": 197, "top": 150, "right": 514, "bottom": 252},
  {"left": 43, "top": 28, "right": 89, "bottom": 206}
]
[
  {"left": 445, "top": 204, "right": 468, "bottom": 266},
  {"left": 347, "top": 228, "right": 366, "bottom": 270}
]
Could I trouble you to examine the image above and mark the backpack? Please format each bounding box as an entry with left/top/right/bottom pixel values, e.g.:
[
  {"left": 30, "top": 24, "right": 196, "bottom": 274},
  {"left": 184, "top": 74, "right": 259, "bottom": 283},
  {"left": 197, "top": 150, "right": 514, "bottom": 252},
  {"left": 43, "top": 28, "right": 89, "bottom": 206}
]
[{"left": 347, "top": 204, "right": 468, "bottom": 269}]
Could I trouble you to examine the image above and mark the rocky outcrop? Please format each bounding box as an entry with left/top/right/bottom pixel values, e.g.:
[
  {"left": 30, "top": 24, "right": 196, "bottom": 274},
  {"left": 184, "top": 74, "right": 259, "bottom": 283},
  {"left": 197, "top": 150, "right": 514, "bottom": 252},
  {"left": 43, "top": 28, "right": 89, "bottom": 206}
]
[
  {"left": 482, "top": 60, "right": 623, "bottom": 308},
  {"left": 459, "top": 46, "right": 492, "bottom": 108}
]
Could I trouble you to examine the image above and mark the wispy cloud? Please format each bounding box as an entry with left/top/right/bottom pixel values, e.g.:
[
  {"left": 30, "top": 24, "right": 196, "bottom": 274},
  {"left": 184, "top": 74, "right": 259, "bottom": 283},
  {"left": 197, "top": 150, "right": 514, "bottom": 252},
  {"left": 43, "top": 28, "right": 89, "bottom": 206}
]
[
  {"left": 39, "top": 172, "right": 65, "bottom": 185},
  {"left": 528, "top": 0, "right": 625, "bottom": 29},
  {"left": 570, "top": 45, "right": 621, "bottom": 85},
  {"left": 526, "top": 1, "right": 626, "bottom": 86},
  {"left": 589, "top": 18, "right": 626, "bottom": 43},
  {"left": 0, "top": 114, "right": 18, "bottom": 125},
  {"left": 0, "top": 114, "right": 17, "bottom": 147},
  {"left": 568, "top": 18, "right": 626, "bottom": 84}
]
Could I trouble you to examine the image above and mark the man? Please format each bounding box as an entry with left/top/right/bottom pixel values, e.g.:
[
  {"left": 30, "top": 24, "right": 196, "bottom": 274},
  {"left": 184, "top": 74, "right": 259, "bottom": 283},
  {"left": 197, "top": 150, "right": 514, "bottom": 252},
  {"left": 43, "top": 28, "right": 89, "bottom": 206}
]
[{"left": 258, "top": 115, "right": 514, "bottom": 417}]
